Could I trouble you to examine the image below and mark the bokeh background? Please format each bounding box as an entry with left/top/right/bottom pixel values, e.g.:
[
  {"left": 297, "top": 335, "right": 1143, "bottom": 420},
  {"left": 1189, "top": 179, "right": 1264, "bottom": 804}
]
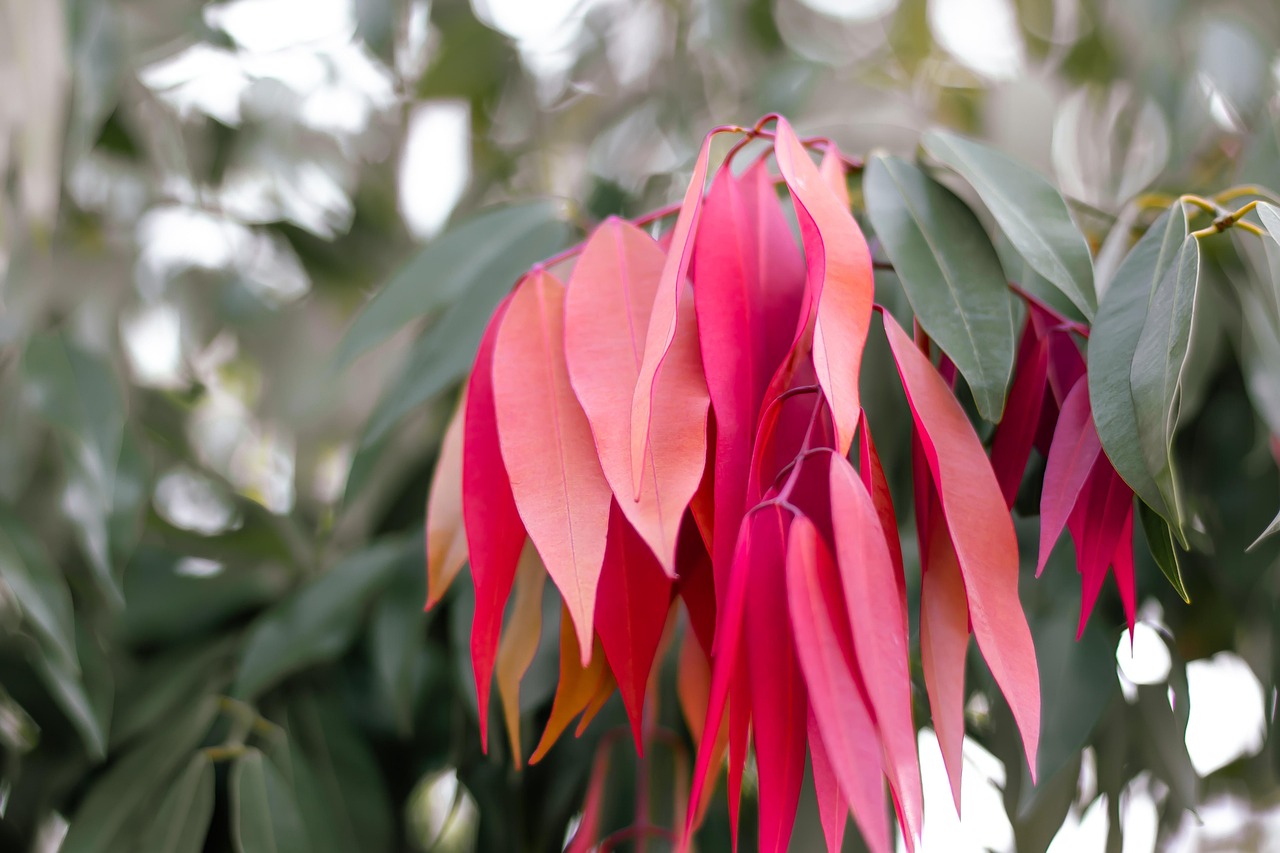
[{"left": 1, "top": 0, "right": 1279, "bottom": 850}]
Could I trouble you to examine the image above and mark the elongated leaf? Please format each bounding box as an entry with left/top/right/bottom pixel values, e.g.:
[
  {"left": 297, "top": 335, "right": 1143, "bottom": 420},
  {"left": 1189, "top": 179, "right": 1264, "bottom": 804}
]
[
  {"left": 808, "top": 714, "right": 849, "bottom": 853},
  {"left": 883, "top": 312, "right": 1041, "bottom": 775},
  {"left": 494, "top": 270, "right": 612, "bottom": 660},
  {"left": 595, "top": 503, "right": 674, "bottom": 744},
  {"left": 425, "top": 390, "right": 468, "bottom": 608},
  {"left": 1038, "top": 378, "right": 1102, "bottom": 575},
  {"left": 359, "top": 217, "right": 572, "bottom": 446},
  {"left": 0, "top": 511, "right": 77, "bottom": 669},
  {"left": 990, "top": 325, "right": 1049, "bottom": 507},
  {"left": 230, "top": 749, "right": 309, "bottom": 853},
  {"left": 775, "top": 118, "right": 874, "bottom": 454},
  {"left": 369, "top": 561, "right": 428, "bottom": 735},
  {"left": 1130, "top": 233, "right": 1201, "bottom": 543},
  {"left": 864, "top": 154, "right": 1016, "bottom": 421},
  {"left": 564, "top": 218, "right": 709, "bottom": 572},
  {"left": 694, "top": 163, "right": 806, "bottom": 575},
  {"left": 233, "top": 535, "right": 417, "bottom": 699},
  {"left": 1251, "top": 509, "right": 1280, "bottom": 550},
  {"left": 1089, "top": 206, "right": 1188, "bottom": 523},
  {"left": 828, "top": 458, "right": 922, "bottom": 846},
  {"left": 1138, "top": 502, "right": 1190, "bottom": 602},
  {"left": 495, "top": 542, "right": 546, "bottom": 767},
  {"left": 335, "top": 200, "right": 568, "bottom": 368},
  {"left": 786, "top": 517, "right": 891, "bottom": 853},
  {"left": 528, "top": 609, "right": 611, "bottom": 764},
  {"left": 1067, "top": 459, "right": 1134, "bottom": 637},
  {"left": 1258, "top": 201, "right": 1280, "bottom": 247},
  {"left": 922, "top": 129, "right": 1096, "bottom": 319},
  {"left": 31, "top": 625, "right": 112, "bottom": 760},
  {"left": 141, "top": 753, "right": 215, "bottom": 853},
  {"left": 462, "top": 294, "right": 527, "bottom": 750}
]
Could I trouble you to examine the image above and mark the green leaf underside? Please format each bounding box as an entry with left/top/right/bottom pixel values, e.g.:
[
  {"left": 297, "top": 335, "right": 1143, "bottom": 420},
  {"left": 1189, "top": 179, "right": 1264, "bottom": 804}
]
[
  {"left": 1138, "top": 501, "right": 1190, "bottom": 602},
  {"left": 922, "top": 129, "right": 1096, "bottom": 321},
  {"left": 865, "top": 153, "right": 1016, "bottom": 421}
]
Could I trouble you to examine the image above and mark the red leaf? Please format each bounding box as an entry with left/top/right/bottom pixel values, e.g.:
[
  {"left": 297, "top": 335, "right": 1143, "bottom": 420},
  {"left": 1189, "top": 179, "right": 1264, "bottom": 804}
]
[
  {"left": 694, "top": 163, "right": 805, "bottom": 577},
  {"left": 1039, "top": 377, "right": 1102, "bottom": 576},
  {"left": 1067, "top": 459, "right": 1134, "bottom": 639},
  {"left": 808, "top": 711, "right": 849, "bottom": 853},
  {"left": 774, "top": 118, "right": 874, "bottom": 455},
  {"left": 829, "top": 458, "right": 923, "bottom": 847},
  {"left": 1113, "top": 507, "right": 1137, "bottom": 636},
  {"left": 859, "top": 415, "right": 907, "bottom": 613},
  {"left": 785, "top": 516, "right": 890, "bottom": 853},
  {"left": 565, "top": 219, "right": 710, "bottom": 572},
  {"left": 462, "top": 294, "right": 527, "bottom": 752},
  {"left": 919, "top": 488, "right": 970, "bottom": 814},
  {"left": 676, "top": 519, "right": 717, "bottom": 658},
  {"left": 990, "top": 324, "right": 1049, "bottom": 508},
  {"left": 882, "top": 311, "right": 1041, "bottom": 777},
  {"left": 426, "top": 389, "right": 469, "bottom": 609},
  {"left": 595, "top": 502, "right": 675, "bottom": 746},
  {"left": 494, "top": 270, "right": 613, "bottom": 662}
]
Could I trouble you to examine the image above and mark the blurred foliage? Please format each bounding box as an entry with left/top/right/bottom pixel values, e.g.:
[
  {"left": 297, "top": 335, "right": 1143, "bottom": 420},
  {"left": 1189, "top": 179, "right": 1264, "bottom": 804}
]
[{"left": 0, "top": 0, "right": 1279, "bottom": 850}]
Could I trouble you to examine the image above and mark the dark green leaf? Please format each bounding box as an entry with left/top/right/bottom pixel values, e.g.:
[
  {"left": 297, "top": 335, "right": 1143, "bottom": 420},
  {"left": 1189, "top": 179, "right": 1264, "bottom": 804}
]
[
  {"left": 358, "top": 217, "right": 573, "bottom": 447},
  {"left": 0, "top": 510, "right": 78, "bottom": 670},
  {"left": 1130, "top": 233, "right": 1201, "bottom": 543},
  {"left": 334, "top": 200, "right": 570, "bottom": 369},
  {"left": 233, "top": 534, "right": 418, "bottom": 699},
  {"left": 30, "top": 625, "right": 113, "bottom": 760},
  {"left": 111, "top": 639, "right": 236, "bottom": 747},
  {"left": 140, "top": 752, "right": 215, "bottom": 853},
  {"left": 864, "top": 153, "right": 1016, "bottom": 421},
  {"left": 230, "top": 749, "right": 310, "bottom": 853},
  {"left": 922, "top": 129, "right": 1096, "bottom": 320},
  {"left": 1089, "top": 206, "right": 1188, "bottom": 525},
  {"left": 1137, "top": 502, "right": 1190, "bottom": 602},
  {"left": 369, "top": 563, "right": 428, "bottom": 734},
  {"left": 62, "top": 697, "right": 218, "bottom": 853}
]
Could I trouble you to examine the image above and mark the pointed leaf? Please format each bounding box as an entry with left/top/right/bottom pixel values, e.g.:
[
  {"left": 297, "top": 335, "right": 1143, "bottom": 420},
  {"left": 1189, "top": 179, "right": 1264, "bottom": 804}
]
[
  {"left": 141, "top": 753, "right": 215, "bottom": 853},
  {"left": 775, "top": 118, "right": 874, "bottom": 454},
  {"left": 1067, "top": 459, "right": 1134, "bottom": 637},
  {"left": 1258, "top": 201, "right": 1280, "bottom": 247},
  {"left": 808, "top": 713, "right": 849, "bottom": 853},
  {"left": 0, "top": 511, "right": 78, "bottom": 670},
  {"left": 565, "top": 218, "right": 709, "bottom": 572},
  {"left": 1250, "top": 507, "right": 1280, "bottom": 550},
  {"left": 425, "top": 390, "right": 468, "bottom": 608},
  {"left": 595, "top": 503, "right": 674, "bottom": 745},
  {"left": 1038, "top": 378, "right": 1103, "bottom": 576},
  {"left": 1137, "top": 502, "right": 1190, "bottom": 602},
  {"left": 494, "top": 269, "right": 612, "bottom": 661},
  {"left": 1089, "top": 206, "right": 1188, "bottom": 522},
  {"left": 922, "top": 129, "right": 1096, "bottom": 319},
  {"left": 462, "top": 294, "right": 527, "bottom": 750},
  {"left": 990, "top": 326, "right": 1049, "bottom": 507},
  {"left": 230, "top": 749, "right": 309, "bottom": 853},
  {"left": 864, "top": 154, "right": 1017, "bottom": 421},
  {"left": 1130, "top": 233, "right": 1201, "bottom": 544},
  {"left": 528, "top": 608, "right": 610, "bottom": 764},
  {"left": 883, "top": 311, "right": 1041, "bottom": 775},
  {"left": 495, "top": 542, "right": 547, "bottom": 767}
]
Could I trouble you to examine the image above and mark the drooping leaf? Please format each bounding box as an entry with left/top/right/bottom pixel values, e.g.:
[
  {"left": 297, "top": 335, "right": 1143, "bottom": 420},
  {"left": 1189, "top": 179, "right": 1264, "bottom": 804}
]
[
  {"left": 0, "top": 510, "right": 78, "bottom": 670},
  {"left": 786, "top": 516, "right": 891, "bottom": 853},
  {"left": 495, "top": 542, "right": 547, "bottom": 767},
  {"left": 1066, "top": 459, "right": 1134, "bottom": 638},
  {"left": 32, "top": 624, "right": 113, "bottom": 761},
  {"left": 828, "top": 457, "right": 922, "bottom": 846},
  {"left": 1251, "top": 508, "right": 1280, "bottom": 551},
  {"left": 594, "top": 502, "right": 674, "bottom": 745},
  {"left": 564, "top": 218, "right": 709, "bottom": 572},
  {"left": 230, "top": 749, "right": 310, "bottom": 853},
  {"left": 1038, "top": 378, "right": 1102, "bottom": 575},
  {"left": 461, "top": 293, "right": 527, "bottom": 750},
  {"left": 494, "top": 269, "right": 613, "bottom": 661},
  {"left": 807, "top": 713, "right": 849, "bottom": 853},
  {"left": 369, "top": 557, "right": 429, "bottom": 735},
  {"left": 1130, "top": 233, "right": 1201, "bottom": 544},
  {"left": 334, "top": 200, "right": 569, "bottom": 368},
  {"left": 922, "top": 129, "right": 1096, "bottom": 320},
  {"left": 990, "top": 324, "right": 1049, "bottom": 507},
  {"left": 864, "top": 154, "right": 1017, "bottom": 421},
  {"left": 1137, "top": 501, "right": 1190, "bottom": 602},
  {"left": 1089, "top": 205, "right": 1188, "bottom": 523},
  {"left": 883, "top": 311, "right": 1041, "bottom": 776},
  {"left": 233, "top": 535, "right": 417, "bottom": 699},
  {"left": 774, "top": 117, "right": 874, "bottom": 454},
  {"left": 425, "top": 390, "right": 468, "bottom": 608},
  {"left": 528, "top": 609, "right": 612, "bottom": 764},
  {"left": 140, "top": 752, "right": 215, "bottom": 853}
]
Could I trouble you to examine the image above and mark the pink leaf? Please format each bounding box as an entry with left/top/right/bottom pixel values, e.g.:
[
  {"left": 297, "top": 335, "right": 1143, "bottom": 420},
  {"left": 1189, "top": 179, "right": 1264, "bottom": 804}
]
[
  {"left": 808, "top": 711, "right": 849, "bottom": 853},
  {"left": 1039, "top": 377, "right": 1102, "bottom": 576}
]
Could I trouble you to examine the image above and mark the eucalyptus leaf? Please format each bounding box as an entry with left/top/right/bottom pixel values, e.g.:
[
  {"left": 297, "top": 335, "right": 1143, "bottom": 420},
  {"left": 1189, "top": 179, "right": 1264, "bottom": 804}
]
[
  {"left": 864, "top": 153, "right": 1016, "bottom": 421},
  {"left": 233, "top": 534, "right": 418, "bottom": 699},
  {"left": 334, "top": 200, "right": 570, "bottom": 369},
  {"left": 1089, "top": 206, "right": 1188, "bottom": 525},
  {"left": 369, "top": 564, "right": 428, "bottom": 734},
  {"left": 0, "top": 510, "right": 78, "bottom": 670},
  {"left": 230, "top": 749, "right": 310, "bottom": 853},
  {"left": 111, "top": 638, "right": 236, "bottom": 748},
  {"left": 922, "top": 129, "right": 1096, "bottom": 319},
  {"left": 1258, "top": 202, "right": 1280, "bottom": 246},
  {"left": 140, "top": 752, "right": 215, "bottom": 853},
  {"left": 29, "top": 625, "right": 113, "bottom": 760},
  {"left": 1138, "top": 501, "right": 1190, "bottom": 602}
]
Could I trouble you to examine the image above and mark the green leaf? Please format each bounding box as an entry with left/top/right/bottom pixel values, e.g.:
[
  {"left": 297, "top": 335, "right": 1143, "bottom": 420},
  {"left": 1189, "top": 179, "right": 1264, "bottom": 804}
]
[
  {"left": 62, "top": 697, "right": 218, "bottom": 853},
  {"left": 1130, "top": 233, "right": 1201, "bottom": 544},
  {"left": 230, "top": 749, "right": 310, "bottom": 853},
  {"left": 864, "top": 153, "right": 1017, "bottom": 421},
  {"left": 358, "top": 216, "right": 573, "bottom": 447},
  {"left": 30, "top": 624, "right": 113, "bottom": 760},
  {"left": 922, "top": 129, "right": 1096, "bottom": 320},
  {"left": 232, "top": 534, "right": 418, "bottom": 699},
  {"left": 0, "top": 510, "right": 78, "bottom": 670},
  {"left": 1089, "top": 206, "right": 1188, "bottom": 525},
  {"left": 334, "top": 200, "right": 570, "bottom": 369},
  {"left": 1138, "top": 501, "right": 1190, "bottom": 602},
  {"left": 140, "top": 752, "right": 216, "bottom": 853},
  {"left": 111, "top": 638, "right": 236, "bottom": 748},
  {"left": 369, "top": 563, "right": 428, "bottom": 734}
]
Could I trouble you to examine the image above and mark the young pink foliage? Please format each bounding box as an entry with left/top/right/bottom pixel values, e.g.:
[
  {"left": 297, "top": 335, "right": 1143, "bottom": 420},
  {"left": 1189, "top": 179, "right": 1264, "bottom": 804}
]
[
  {"left": 808, "top": 712, "right": 849, "bottom": 853},
  {"left": 990, "top": 325, "right": 1049, "bottom": 508},
  {"left": 1039, "top": 377, "right": 1103, "bottom": 576}
]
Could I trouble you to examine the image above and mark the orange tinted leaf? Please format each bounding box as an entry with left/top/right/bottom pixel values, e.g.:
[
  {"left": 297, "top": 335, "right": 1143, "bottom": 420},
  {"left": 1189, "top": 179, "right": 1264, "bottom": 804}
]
[
  {"left": 883, "top": 311, "right": 1041, "bottom": 777},
  {"left": 565, "top": 219, "right": 709, "bottom": 573},
  {"left": 495, "top": 542, "right": 547, "bottom": 768},
  {"left": 494, "top": 270, "right": 612, "bottom": 663},
  {"left": 575, "top": 667, "right": 617, "bottom": 736},
  {"left": 529, "top": 609, "right": 610, "bottom": 764},
  {"left": 426, "top": 390, "right": 469, "bottom": 609},
  {"left": 774, "top": 119, "right": 873, "bottom": 455}
]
